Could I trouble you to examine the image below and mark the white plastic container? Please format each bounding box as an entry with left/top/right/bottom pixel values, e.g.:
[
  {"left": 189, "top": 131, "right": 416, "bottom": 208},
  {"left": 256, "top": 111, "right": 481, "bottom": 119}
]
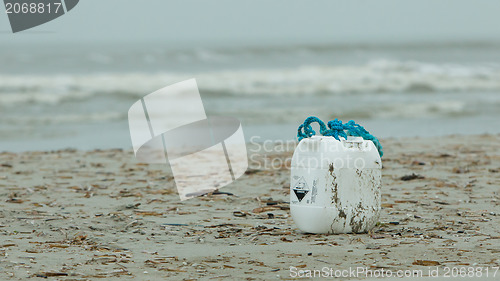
[{"left": 290, "top": 136, "right": 382, "bottom": 234}]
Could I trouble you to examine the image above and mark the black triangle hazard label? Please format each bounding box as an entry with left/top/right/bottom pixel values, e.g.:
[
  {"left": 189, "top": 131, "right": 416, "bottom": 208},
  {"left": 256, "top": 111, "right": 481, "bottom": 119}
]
[
  {"left": 294, "top": 189, "right": 308, "bottom": 201},
  {"left": 293, "top": 176, "right": 309, "bottom": 202}
]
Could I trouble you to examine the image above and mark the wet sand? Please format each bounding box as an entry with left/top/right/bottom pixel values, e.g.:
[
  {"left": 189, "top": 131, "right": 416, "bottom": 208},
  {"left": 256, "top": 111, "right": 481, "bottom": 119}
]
[{"left": 1, "top": 134, "right": 499, "bottom": 280}]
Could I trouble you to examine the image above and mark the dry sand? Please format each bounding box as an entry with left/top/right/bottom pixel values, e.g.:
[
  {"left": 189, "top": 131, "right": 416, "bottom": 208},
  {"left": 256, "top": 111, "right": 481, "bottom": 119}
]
[{"left": 0, "top": 134, "right": 499, "bottom": 280}]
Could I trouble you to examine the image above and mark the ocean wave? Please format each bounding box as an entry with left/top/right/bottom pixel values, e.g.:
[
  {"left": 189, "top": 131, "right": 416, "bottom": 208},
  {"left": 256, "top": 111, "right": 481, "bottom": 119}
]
[
  {"left": 1, "top": 60, "right": 500, "bottom": 106},
  {"left": 335, "top": 101, "right": 469, "bottom": 119},
  {"left": 2, "top": 112, "right": 125, "bottom": 125},
  {"left": 221, "top": 100, "right": 473, "bottom": 124}
]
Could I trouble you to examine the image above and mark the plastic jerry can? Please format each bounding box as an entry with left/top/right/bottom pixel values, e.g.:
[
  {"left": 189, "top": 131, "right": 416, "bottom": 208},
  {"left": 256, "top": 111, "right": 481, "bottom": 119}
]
[{"left": 290, "top": 135, "right": 382, "bottom": 234}]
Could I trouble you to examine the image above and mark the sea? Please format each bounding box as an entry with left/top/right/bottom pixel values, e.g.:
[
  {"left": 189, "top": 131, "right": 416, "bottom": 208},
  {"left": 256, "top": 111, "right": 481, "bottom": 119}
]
[{"left": 1, "top": 42, "right": 500, "bottom": 152}]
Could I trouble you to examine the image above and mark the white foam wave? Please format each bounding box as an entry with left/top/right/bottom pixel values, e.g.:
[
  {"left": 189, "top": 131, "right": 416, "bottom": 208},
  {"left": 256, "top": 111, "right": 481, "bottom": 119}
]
[{"left": 1, "top": 60, "right": 500, "bottom": 106}]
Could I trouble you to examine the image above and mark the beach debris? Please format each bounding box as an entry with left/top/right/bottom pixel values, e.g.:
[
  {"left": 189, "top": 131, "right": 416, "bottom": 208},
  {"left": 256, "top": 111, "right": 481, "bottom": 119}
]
[
  {"left": 36, "top": 272, "right": 69, "bottom": 277},
  {"left": 252, "top": 206, "right": 281, "bottom": 213},
  {"left": 245, "top": 169, "right": 261, "bottom": 175},
  {"left": 293, "top": 117, "right": 383, "bottom": 234},
  {"left": 6, "top": 192, "right": 26, "bottom": 204},
  {"left": 125, "top": 203, "right": 141, "bottom": 209},
  {"left": 134, "top": 211, "right": 163, "bottom": 216},
  {"left": 400, "top": 173, "right": 424, "bottom": 181},
  {"left": 205, "top": 223, "right": 236, "bottom": 228},
  {"left": 434, "top": 201, "right": 450, "bottom": 205},
  {"left": 280, "top": 237, "right": 292, "bottom": 242},
  {"left": 146, "top": 189, "right": 175, "bottom": 195},
  {"left": 252, "top": 198, "right": 289, "bottom": 214},
  {"left": 113, "top": 188, "right": 143, "bottom": 198},
  {"left": 394, "top": 200, "right": 418, "bottom": 204},
  {"left": 257, "top": 197, "right": 288, "bottom": 204},
  {"left": 370, "top": 234, "right": 388, "bottom": 239},
  {"left": 452, "top": 167, "right": 469, "bottom": 174},
  {"left": 124, "top": 220, "right": 140, "bottom": 229},
  {"left": 412, "top": 260, "right": 440, "bottom": 266},
  {"left": 5, "top": 198, "right": 24, "bottom": 204},
  {"left": 211, "top": 191, "right": 234, "bottom": 196},
  {"left": 233, "top": 211, "right": 248, "bottom": 217}
]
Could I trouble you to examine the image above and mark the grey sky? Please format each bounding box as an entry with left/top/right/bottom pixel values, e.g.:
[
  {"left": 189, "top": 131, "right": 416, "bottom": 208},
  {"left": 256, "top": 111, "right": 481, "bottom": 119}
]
[{"left": 1, "top": 0, "right": 500, "bottom": 47}]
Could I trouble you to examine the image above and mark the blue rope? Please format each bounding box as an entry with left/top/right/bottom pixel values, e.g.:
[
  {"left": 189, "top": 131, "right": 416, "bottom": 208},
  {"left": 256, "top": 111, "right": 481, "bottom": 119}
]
[{"left": 297, "top": 116, "right": 383, "bottom": 157}]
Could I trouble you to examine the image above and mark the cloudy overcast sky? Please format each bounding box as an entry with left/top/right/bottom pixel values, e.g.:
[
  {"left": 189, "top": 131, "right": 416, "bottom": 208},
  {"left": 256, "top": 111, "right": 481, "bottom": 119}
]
[{"left": 1, "top": 0, "right": 500, "bottom": 47}]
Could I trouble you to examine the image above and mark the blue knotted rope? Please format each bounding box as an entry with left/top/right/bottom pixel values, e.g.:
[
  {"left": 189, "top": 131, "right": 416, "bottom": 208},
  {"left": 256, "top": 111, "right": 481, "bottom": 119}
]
[{"left": 297, "top": 116, "right": 383, "bottom": 157}]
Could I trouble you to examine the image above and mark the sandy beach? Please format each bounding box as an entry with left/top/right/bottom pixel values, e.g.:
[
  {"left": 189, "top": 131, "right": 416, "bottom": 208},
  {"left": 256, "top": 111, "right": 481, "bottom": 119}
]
[
  {"left": 3, "top": 1, "right": 500, "bottom": 280},
  {"left": 1, "top": 134, "right": 499, "bottom": 280}
]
